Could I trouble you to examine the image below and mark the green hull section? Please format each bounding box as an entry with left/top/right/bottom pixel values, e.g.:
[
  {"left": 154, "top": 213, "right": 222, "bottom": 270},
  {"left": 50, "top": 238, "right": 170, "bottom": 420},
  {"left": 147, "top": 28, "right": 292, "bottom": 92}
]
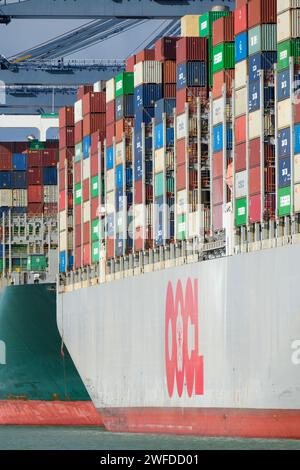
[{"left": 0, "top": 284, "right": 89, "bottom": 401}]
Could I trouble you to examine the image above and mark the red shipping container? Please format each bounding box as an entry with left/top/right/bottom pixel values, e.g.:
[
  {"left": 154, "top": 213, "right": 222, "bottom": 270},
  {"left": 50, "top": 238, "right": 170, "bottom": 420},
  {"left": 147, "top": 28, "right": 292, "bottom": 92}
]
[
  {"left": 106, "top": 101, "right": 115, "bottom": 126},
  {"left": 75, "top": 246, "right": 82, "bottom": 269},
  {"left": 75, "top": 205, "right": 82, "bottom": 225},
  {"left": 41, "top": 149, "right": 58, "bottom": 167},
  {"left": 249, "top": 138, "right": 260, "bottom": 168},
  {"left": 134, "top": 227, "right": 144, "bottom": 252},
  {"left": 176, "top": 37, "right": 207, "bottom": 63},
  {"left": 176, "top": 87, "right": 208, "bottom": 114},
  {"left": 212, "top": 70, "right": 235, "bottom": 99},
  {"left": 59, "top": 127, "right": 74, "bottom": 149},
  {"left": 28, "top": 185, "right": 42, "bottom": 203},
  {"left": 248, "top": 0, "right": 276, "bottom": 29},
  {"left": 59, "top": 168, "right": 65, "bottom": 191},
  {"left": 176, "top": 139, "right": 186, "bottom": 165},
  {"left": 91, "top": 131, "right": 100, "bottom": 155},
  {"left": 59, "top": 147, "right": 74, "bottom": 169},
  {"left": 135, "top": 49, "right": 155, "bottom": 64},
  {"left": 264, "top": 193, "right": 275, "bottom": 220},
  {"left": 77, "top": 85, "right": 93, "bottom": 100},
  {"left": 163, "top": 61, "right": 176, "bottom": 83},
  {"left": 213, "top": 204, "right": 223, "bottom": 231},
  {"left": 44, "top": 203, "right": 57, "bottom": 216},
  {"left": 91, "top": 197, "right": 99, "bottom": 219},
  {"left": 213, "top": 177, "right": 223, "bottom": 206},
  {"left": 213, "top": 14, "right": 234, "bottom": 47},
  {"left": 106, "top": 123, "right": 114, "bottom": 147},
  {"left": 235, "top": 115, "right": 246, "bottom": 144},
  {"left": 249, "top": 194, "right": 261, "bottom": 223},
  {"left": 236, "top": 142, "right": 246, "bottom": 171},
  {"left": 28, "top": 151, "right": 41, "bottom": 168},
  {"left": 126, "top": 55, "right": 136, "bottom": 72},
  {"left": 28, "top": 167, "right": 42, "bottom": 185},
  {"left": 82, "top": 92, "right": 106, "bottom": 115},
  {"left": 59, "top": 190, "right": 66, "bottom": 211},
  {"left": 83, "top": 113, "right": 106, "bottom": 137},
  {"left": 74, "top": 121, "right": 83, "bottom": 145},
  {"left": 68, "top": 190, "right": 73, "bottom": 209},
  {"left": 250, "top": 165, "right": 261, "bottom": 195},
  {"left": 294, "top": 101, "right": 300, "bottom": 124},
  {"left": 115, "top": 118, "right": 134, "bottom": 143},
  {"left": 265, "top": 166, "right": 275, "bottom": 193},
  {"left": 106, "top": 237, "right": 115, "bottom": 259},
  {"left": 234, "top": 4, "right": 248, "bottom": 35},
  {"left": 75, "top": 224, "right": 81, "bottom": 247},
  {"left": 0, "top": 154, "right": 12, "bottom": 170},
  {"left": 164, "top": 83, "right": 176, "bottom": 98},
  {"left": 83, "top": 222, "right": 90, "bottom": 244},
  {"left": 59, "top": 107, "right": 74, "bottom": 128},
  {"left": 83, "top": 178, "right": 90, "bottom": 202},
  {"left": 146, "top": 183, "right": 153, "bottom": 201},
  {"left": 91, "top": 153, "right": 99, "bottom": 177},
  {"left": 28, "top": 203, "right": 43, "bottom": 215},
  {"left": 155, "top": 37, "right": 177, "bottom": 61},
  {"left": 68, "top": 170, "right": 73, "bottom": 190},
  {"left": 176, "top": 163, "right": 186, "bottom": 191},
  {"left": 213, "top": 151, "right": 223, "bottom": 178},
  {"left": 0, "top": 143, "right": 13, "bottom": 154},
  {"left": 135, "top": 180, "right": 143, "bottom": 204},
  {"left": 14, "top": 142, "right": 28, "bottom": 153},
  {"left": 265, "top": 144, "right": 275, "bottom": 165}
]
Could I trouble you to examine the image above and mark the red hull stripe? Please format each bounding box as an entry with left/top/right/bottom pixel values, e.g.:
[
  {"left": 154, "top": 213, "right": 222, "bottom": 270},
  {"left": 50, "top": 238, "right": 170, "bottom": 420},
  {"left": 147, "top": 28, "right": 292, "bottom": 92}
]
[
  {"left": 0, "top": 400, "right": 103, "bottom": 426},
  {"left": 99, "top": 407, "right": 300, "bottom": 439}
]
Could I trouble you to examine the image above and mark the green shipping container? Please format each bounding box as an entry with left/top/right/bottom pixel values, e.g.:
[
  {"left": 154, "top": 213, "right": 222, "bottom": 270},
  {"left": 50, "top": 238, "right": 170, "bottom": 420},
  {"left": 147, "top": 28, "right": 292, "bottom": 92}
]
[
  {"left": 235, "top": 198, "right": 247, "bottom": 226},
  {"left": 248, "top": 24, "right": 277, "bottom": 56},
  {"left": 91, "top": 241, "right": 100, "bottom": 263},
  {"left": 27, "top": 255, "right": 47, "bottom": 271},
  {"left": 277, "top": 39, "right": 300, "bottom": 71},
  {"left": 29, "top": 140, "right": 45, "bottom": 150},
  {"left": 75, "top": 182, "right": 82, "bottom": 205},
  {"left": 166, "top": 177, "right": 174, "bottom": 193},
  {"left": 91, "top": 175, "right": 99, "bottom": 198},
  {"left": 199, "top": 10, "right": 230, "bottom": 38},
  {"left": 177, "top": 214, "right": 186, "bottom": 241},
  {"left": 212, "top": 43, "right": 235, "bottom": 74},
  {"left": 207, "top": 36, "right": 213, "bottom": 62},
  {"left": 91, "top": 219, "right": 100, "bottom": 242},
  {"left": 75, "top": 143, "right": 83, "bottom": 162},
  {"left": 278, "top": 186, "right": 291, "bottom": 217},
  {"left": 208, "top": 61, "right": 213, "bottom": 88},
  {"left": 155, "top": 172, "right": 164, "bottom": 198},
  {"left": 115, "top": 72, "right": 134, "bottom": 97}
]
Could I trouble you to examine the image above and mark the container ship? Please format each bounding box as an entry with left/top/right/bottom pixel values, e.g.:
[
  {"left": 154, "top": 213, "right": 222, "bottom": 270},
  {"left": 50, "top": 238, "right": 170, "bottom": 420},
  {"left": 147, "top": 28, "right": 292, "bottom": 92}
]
[
  {"left": 0, "top": 139, "right": 100, "bottom": 426},
  {"left": 57, "top": 1, "right": 300, "bottom": 438}
]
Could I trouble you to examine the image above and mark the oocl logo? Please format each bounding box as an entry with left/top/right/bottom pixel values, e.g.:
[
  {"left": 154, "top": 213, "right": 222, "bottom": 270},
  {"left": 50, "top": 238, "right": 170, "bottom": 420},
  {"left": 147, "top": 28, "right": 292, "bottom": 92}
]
[{"left": 165, "top": 278, "right": 204, "bottom": 398}]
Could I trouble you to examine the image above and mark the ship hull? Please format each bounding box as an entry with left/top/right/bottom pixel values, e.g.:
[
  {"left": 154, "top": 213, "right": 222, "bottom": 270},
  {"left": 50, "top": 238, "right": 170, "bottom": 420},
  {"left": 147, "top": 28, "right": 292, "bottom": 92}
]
[
  {"left": 57, "top": 244, "right": 300, "bottom": 437},
  {"left": 0, "top": 283, "right": 101, "bottom": 426}
]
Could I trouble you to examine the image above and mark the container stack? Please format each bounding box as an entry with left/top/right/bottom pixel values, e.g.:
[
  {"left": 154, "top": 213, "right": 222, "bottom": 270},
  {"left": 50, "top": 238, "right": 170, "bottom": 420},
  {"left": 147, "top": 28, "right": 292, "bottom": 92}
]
[
  {"left": 105, "top": 77, "right": 116, "bottom": 259},
  {"left": 211, "top": 13, "right": 234, "bottom": 233},
  {"left": 276, "top": 1, "right": 300, "bottom": 221},
  {"left": 153, "top": 37, "right": 177, "bottom": 246},
  {"left": 59, "top": 106, "right": 75, "bottom": 272},
  {"left": 133, "top": 49, "right": 162, "bottom": 251}
]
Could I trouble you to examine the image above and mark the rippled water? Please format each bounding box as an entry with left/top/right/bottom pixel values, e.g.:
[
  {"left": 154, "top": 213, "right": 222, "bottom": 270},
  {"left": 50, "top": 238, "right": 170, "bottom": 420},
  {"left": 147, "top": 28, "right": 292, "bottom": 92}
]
[{"left": 0, "top": 427, "right": 300, "bottom": 450}]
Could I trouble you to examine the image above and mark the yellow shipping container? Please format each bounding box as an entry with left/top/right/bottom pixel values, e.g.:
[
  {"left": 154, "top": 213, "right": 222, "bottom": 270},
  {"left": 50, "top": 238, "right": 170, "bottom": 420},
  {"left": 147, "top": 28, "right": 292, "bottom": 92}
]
[{"left": 181, "top": 15, "right": 200, "bottom": 37}]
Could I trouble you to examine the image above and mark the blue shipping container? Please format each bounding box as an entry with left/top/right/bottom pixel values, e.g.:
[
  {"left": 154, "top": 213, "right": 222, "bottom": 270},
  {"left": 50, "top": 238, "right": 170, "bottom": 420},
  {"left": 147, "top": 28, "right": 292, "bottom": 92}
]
[
  {"left": 278, "top": 157, "right": 291, "bottom": 188},
  {"left": 107, "top": 213, "right": 114, "bottom": 237},
  {"left": 134, "top": 107, "right": 154, "bottom": 131},
  {"left": 278, "top": 128, "right": 291, "bottom": 157},
  {"left": 116, "top": 164, "right": 123, "bottom": 189},
  {"left": 248, "top": 80, "right": 260, "bottom": 112},
  {"left": 155, "top": 123, "right": 164, "bottom": 150},
  {"left": 59, "top": 251, "right": 66, "bottom": 273},
  {"left": 145, "top": 160, "right": 152, "bottom": 175},
  {"left": 83, "top": 135, "right": 91, "bottom": 159},
  {"left": 145, "top": 136, "right": 152, "bottom": 152},
  {"left": 295, "top": 124, "right": 300, "bottom": 154},
  {"left": 235, "top": 32, "right": 248, "bottom": 63},
  {"left": 155, "top": 195, "right": 164, "bottom": 246},
  {"left": 12, "top": 171, "right": 27, "bottom": 189},
  {"left": 213, "top": 124, "right": 223, "bottom": 153},
  {"left": 12, "top": 153, "right": 27, "bottom": 171},
  {"left": 126, "top": 167, "right": 132, "bottom": 187},
  {"left": 135, "top": 157, "right": 143, "bottom": 181},
  {"left": 248, "top": 52, "right": 277, "bottom": 82},
  {"left": 115, "top": 95, "right": 134, "bottom": 120},
  {"left": 134, "top": 84, "right": 163, "bottom": 110},
  {"left": 106, "top": 146, "right": 114, "bottom": 170},
  {"left": 278, "top": 69, "right": 290, "bottom": 101},
  {"left": 43, "top": 167, "right": 57, "bottom": 185},
  {"left": 155, "top": 99, "right": 175, "bottom": 124},
  {"left": 0, "top": 172, "right": 12, "bottom": 189},
  {"left": 135, "top": 131, "right": 143, "bottom": 158},
  {"left": 12, "top": 207, "right": 26, "bottom": 214},
  {"left": 115, "top": 235, "right": 124, "bottom": 257},
  {"left": 166, "top": 127, "right": 174, "bottom": 146},
  {"left": 116, "top": 188, "right": 123, "bottom": 211}
]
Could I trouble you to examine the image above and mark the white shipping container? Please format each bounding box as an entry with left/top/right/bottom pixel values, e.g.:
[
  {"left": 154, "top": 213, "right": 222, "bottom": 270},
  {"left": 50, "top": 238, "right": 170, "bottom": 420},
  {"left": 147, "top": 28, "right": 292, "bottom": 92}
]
[
  {"left": 249, "top": 109, "right": 261, "bottom": 140},
  {"left": 68, "top": 231, "right": 73, "bottom": 250},
  {"left": 74, "top": 99, "right": 83, "bottom": 124},
  {"left": 295, "top": 184, "right": 300, "bottom": 213},
  {"left": 83, "top": 158, "right": 91, "bottom": 180},
  {"left": 295, "top": 154, "right": 300, "bottom": 183},
  {"left": 106, "top": 78, "right": 115, "bottom": 103},
  {"left": 277, "top": 9, "right": 300, "bottom": 42},
  {"left": 115, "top": 142, "right": 124, "bottom": 166},
  {"left": 176, "top": 113, "right": 187, "bottom": 140},
  {"left": 59, "top": 230, "right": 67, "bottom": 252},
  {"left": 278, "top": 98, "right": 292, "bottom": 130},
  {"left": 0, "top": 189, "right": 12, "bottom": 207},
  {"left": 93, "top": 80, "right": 105, "bottom": 93},
  {"left": 134, "top": 61, "right": 162, "bottom": 88},
  {"left": 43, "top": 185, "right": 57, "bottom": 203},
  {"left": 83, "top": 200, "right": 91, "bottom": 223},
  {"left": 116, "top": 211, "right": 124, "bottom": 232},
  {"left": 213, "top": 97, "right": 224, "bottom": 125},
  {"left": 277, "top": 0, "right": 300, "bottom": 14},
  {"left": 59, "top": 210, "right": 67, "bottom": 232},
  {"left": 12, "top": 189, "right": 27, "bottom": 207},
  {"left": 177, "top": 190, "right": 187, "bottom": 215},
  {"left": 188, "top": 211, "right": 200, "bottom": 238},
  {"left": 235, "top": 171, "right": 247, "bottom": 199},
  {"left": 106, "top": 190, "right": 115, "bottom": 213},
  {"left": 154, "top": 148, "right": 164, "bottom": 173},
  {"left": 134, "top": 204, "right": 145, "bottom": 228},
  {"left": 181, "top": 15, "right": 200, "bottom": 37},
  {"left": 235, "top": 60, "right": 248, "bottom": 90},
  {"left": 235, "top": 87, "right": 247, "bottom": 117},
  {"left": 106, "top": 169, "right": 115, "bottom": 192}
]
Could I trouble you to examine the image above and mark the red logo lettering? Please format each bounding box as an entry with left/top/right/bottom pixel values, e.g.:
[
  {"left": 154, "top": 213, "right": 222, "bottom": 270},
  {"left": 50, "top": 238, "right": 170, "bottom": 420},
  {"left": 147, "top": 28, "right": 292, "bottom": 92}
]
[{"left": 165, "top": 278, "right": 204, "bottom": 398}]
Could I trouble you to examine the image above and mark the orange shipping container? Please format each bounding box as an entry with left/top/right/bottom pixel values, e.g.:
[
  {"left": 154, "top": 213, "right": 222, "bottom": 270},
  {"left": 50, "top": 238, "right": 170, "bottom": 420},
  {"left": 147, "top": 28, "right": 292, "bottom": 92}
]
[{"left": 235, "top": 115, "right": 246, "bottom": 144}]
